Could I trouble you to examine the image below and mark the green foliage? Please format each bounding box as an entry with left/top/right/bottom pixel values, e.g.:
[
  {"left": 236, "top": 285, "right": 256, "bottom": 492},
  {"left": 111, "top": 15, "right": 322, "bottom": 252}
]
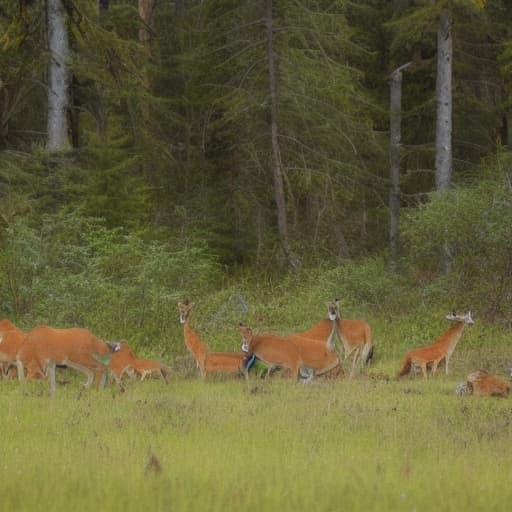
[
  {"left": 0, "top": 211, "right": 221, "bottom": 354},
  {"left": 402, "top": 152, "right": 512, "bottom": 321}
]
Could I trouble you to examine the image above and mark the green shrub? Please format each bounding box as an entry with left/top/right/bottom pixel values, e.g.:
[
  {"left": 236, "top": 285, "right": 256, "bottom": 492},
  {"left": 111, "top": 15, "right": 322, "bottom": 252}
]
[
  {"left": 0, "top": 210, "right": 221, "bottom": 355},
  {"left": 402, "top": 152, "right": 512, "bottom": 322}
]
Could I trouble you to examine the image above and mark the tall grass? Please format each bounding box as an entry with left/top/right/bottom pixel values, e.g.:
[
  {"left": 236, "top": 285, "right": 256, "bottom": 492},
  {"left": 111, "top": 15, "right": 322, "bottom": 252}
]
[{"left": 1, "top": 374, "right": 512, "bottom": 512}]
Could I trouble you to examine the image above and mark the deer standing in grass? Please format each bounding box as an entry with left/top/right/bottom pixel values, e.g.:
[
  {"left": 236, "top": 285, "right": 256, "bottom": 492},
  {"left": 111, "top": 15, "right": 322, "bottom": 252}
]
[
  {"left": 0, "top": 320, "right": 46, "bottom": 380},
  {"left": 287, "top": 299, "right": 372, "bottom": 378},
  {"left": 178, "top": 300, "right": 248, "bottom": 378},
  {"left": 16, "top": 326, "right": 120, "bottom": 395},
  {"left": 398, "top": 311, "right": 474, "bottom": 379},
  {"left": 245, "top": 312, "right": 343, "bottom": 379},
  {"left": 239, "top": 323, "right": 305, "bottom": 381},
  {"left": 456, "top": 369, "right": 510, "bottom": 398},
  {"left": 0, "top": 320, "right": 26, "bottom": 378}
]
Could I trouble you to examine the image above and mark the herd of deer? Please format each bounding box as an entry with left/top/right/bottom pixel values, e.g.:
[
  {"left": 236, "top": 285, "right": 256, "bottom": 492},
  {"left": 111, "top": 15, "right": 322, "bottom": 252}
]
[
  {"left": 179, "top": 299, "right": 510, "bottom": 398},
  {"left": 0, "top": 319, "right": 170, "bottom": 395},
  {"left": 0, "top": 299, "right": 509, "bottom": 397}
]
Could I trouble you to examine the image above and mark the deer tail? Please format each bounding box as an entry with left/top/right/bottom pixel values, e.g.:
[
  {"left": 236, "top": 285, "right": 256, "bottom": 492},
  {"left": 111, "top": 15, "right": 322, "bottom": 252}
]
[{"left": 363, "top": 343, "right": 374, "bottom": 366}]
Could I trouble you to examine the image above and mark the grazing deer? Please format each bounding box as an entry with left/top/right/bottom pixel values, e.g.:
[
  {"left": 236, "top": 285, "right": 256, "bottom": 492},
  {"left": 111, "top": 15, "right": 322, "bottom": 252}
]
[
  {"left": 108, "top": 341, "right": 171, "bottom": 384},
  {"left": 288, "top": 299, "right": 372, "bottom": 378},
  {"left": 178, "top": 300, "right": 248, "bottom": 378},
  {"left": 108, "top": 341, "right": 139, "bottom": 384},
  {"left": 16, "top": 325, "right": 121, "bottom": 395},
  {"left": 239, "top": 323, "right": 305, "bottom": 381},
  {"left": 398, "top": 311, "right": 474, "bottom": 379},
  {"left": 456, "top": 369, "right": 510, "bottom": 398},
  {"left": 132, "top": 358, "right": 172, "bottom": 383}
]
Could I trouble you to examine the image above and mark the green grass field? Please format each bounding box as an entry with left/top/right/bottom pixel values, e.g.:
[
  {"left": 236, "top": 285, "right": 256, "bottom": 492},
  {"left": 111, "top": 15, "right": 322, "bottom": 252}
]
[{"left": 2, "top": 346, "right": 512, "bottom": 512}]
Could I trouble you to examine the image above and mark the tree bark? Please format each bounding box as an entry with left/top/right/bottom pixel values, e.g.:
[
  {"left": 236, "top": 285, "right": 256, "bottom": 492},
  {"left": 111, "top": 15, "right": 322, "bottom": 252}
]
[
  {"left": 389, "top": 63, "right": 410, "bottom": 271},
  {"left": 138, "top": 0, "right": 155, "bottom": 47},
  {"left": 435, "top": 10, "right": 452, "bottom": 192},
  {"left": 265, "top": 0, "right": 299, "bottom": 268},
  {"left": 435, "top": 10, "right": 453, "bottom": 274},
  {"left": 47, "top": 0, "right": 70, "bottom": 152}
]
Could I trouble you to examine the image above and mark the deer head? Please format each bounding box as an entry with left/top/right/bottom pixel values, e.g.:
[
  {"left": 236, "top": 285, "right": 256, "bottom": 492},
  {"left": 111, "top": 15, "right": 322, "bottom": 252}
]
[
  {"left": 327, "top": 299, "right": 341, "bottom": 321},
  {"left": 178, "top": 300, "right": 194, "bottom": 324},
  {"left": 446, "top": 311, "right": 474, "bottom": 325}
]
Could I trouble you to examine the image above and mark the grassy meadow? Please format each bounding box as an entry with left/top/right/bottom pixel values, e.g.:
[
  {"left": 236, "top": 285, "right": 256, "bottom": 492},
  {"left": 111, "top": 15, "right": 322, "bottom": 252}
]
[{"left": 2, "top": 315, "right": 512, "bottom": 512}]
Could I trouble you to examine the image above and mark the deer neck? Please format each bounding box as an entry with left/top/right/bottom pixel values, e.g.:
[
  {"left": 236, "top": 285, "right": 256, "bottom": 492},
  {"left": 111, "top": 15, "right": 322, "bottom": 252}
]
[
  {"left": 183, "top": 322, "right": 208, "bottom": 362},
  {"left": 326, "top": 320, "right": 344, "bottom": 361},
  {"left": 439, "top": 322, "right": 465, "bottom": 356},
  {"left": 334, "top": 318, "right": 354, "bottom": 353}
]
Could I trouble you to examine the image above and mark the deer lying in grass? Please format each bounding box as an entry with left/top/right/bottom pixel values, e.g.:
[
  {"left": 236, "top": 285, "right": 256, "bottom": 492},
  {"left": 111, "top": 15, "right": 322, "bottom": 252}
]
[
  {"left": 16, "top": 325, "right": 121, "bottom": 395},
  {"left": 284, "top": 299, "right": 372, "bottom": 378},
  {"left": 456, "top": 369, "right": 511, "bottom": 398},
  {"left": 398, "top": 311, "right": 474, "bottom": 379},
  {"left": 107, "top": 341, "right": 171, "bottom": 384},
  {"left": 178, "top": 300, "right": 248, "bottom": 378},
  {"left": 239, "top": 323, "right": 306, "bottom": 381}
]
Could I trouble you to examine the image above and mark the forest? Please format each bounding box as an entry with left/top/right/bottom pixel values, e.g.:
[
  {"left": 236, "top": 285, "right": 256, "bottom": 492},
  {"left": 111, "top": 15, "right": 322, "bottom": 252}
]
[{"left": 0, "top": 0, "right": 511, "bottom": 357}]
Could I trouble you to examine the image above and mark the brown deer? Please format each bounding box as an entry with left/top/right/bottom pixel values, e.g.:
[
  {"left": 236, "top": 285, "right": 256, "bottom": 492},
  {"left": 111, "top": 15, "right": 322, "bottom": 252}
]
[
  {"left": 108, "top": 341, "right": 171, "bottom": 384},
  {"left": 178, "top": 300, "right": 248, "bottom": 378},
  {"left": 16, "top": 325, "right": 120, "bottom": 395},
  {"left": 398, "top": 311, "right": 474, "bottom": 379},
  {"left": 456, "top": 370, "right": 510, "bottom": 398},
  {"left": 286, "top": 299, "right": 372, "bottom": 378},
  {"left": 239, "top": 323, "right": 305, "bottom": 381},
  {"left": 0, "top": 320, "right": 46, "bottom": 380},
  {"left": 249, "top": 317, "right": 343, "bottom": 379},
  {"left": 132, "top": 357, "right": 171, "bottom": 383}
]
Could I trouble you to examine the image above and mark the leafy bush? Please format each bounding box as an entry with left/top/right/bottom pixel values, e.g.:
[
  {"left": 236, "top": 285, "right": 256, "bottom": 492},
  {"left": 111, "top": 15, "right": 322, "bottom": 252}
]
[
  {"left": 402, "top": 153, "right": 512, "bottom": 322},
  {"left": 0, "top": 210, "right": 222, "bottom": 355}
]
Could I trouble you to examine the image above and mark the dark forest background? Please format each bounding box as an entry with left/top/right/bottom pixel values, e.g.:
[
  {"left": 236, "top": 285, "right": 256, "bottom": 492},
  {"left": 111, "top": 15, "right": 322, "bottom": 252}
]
[{"left": 1, "top": 0, "right": 511, "bottom": 357}]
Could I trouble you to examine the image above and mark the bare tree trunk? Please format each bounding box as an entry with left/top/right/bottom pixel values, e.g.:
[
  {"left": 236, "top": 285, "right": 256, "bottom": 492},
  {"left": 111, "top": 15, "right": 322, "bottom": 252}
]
[
  {"left": 265, "top": 0, "right": 299, "bottom": 268},
  {"left": 175, "top": 0, "right": 185, "bottom": 17},
  {"left": 435, "top": 9, "right": 453, "bottom": 274},
  {"left": 389, "top": 63, "right": 411, "bottom": 271},
  {"left": 47, "top": 0, "right": 70, "bottom": 152},
  {"left": 138, "top": 0, "right": 156, "bottom": 47},
  {"left": 435, "top": 9, "right": 452, "bottom": 191},
  {"left": 389, "top": 69, "right": 402, "bottom": 270}
]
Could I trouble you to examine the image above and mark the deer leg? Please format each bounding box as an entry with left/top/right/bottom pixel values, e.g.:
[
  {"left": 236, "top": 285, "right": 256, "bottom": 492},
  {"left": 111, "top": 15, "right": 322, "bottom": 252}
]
[
  {"left": 46, "top": 361, "right": 57, "bottom": 395},
  {"left": 66, "top": 361, "right": 95, "bottom": 388},
  {"left": 16, "top": 359, "right": 26, "bottom": 381},
  {"left": 349, "top": 349, "right": 360, "bottom": 378},
  {"left": 421, "top": 363, "right": 428, "bottom": 380}
]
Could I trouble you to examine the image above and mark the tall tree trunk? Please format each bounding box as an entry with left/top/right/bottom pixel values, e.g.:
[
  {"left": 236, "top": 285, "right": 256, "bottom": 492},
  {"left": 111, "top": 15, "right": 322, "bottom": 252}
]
[
  {"left": 138, "top": 0, "right": 155, "bottom": 47},
  {"left": 47, "top": 0, "right": 70, "bottom": 152},
  {"left": 435, "top": 9, "right": 453, "bottom": 274},
  {"left": 265, "top": 0, "right": 299, "bottom": 268},
  {"left": 435, "top": 9, "right": 453, "bottom": 192},
  {"left": 175, "top": 0, "right": 185, "bottom": 17},
  {"left": 389, "top": 63, "right": 410, "bottom": 271}
]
